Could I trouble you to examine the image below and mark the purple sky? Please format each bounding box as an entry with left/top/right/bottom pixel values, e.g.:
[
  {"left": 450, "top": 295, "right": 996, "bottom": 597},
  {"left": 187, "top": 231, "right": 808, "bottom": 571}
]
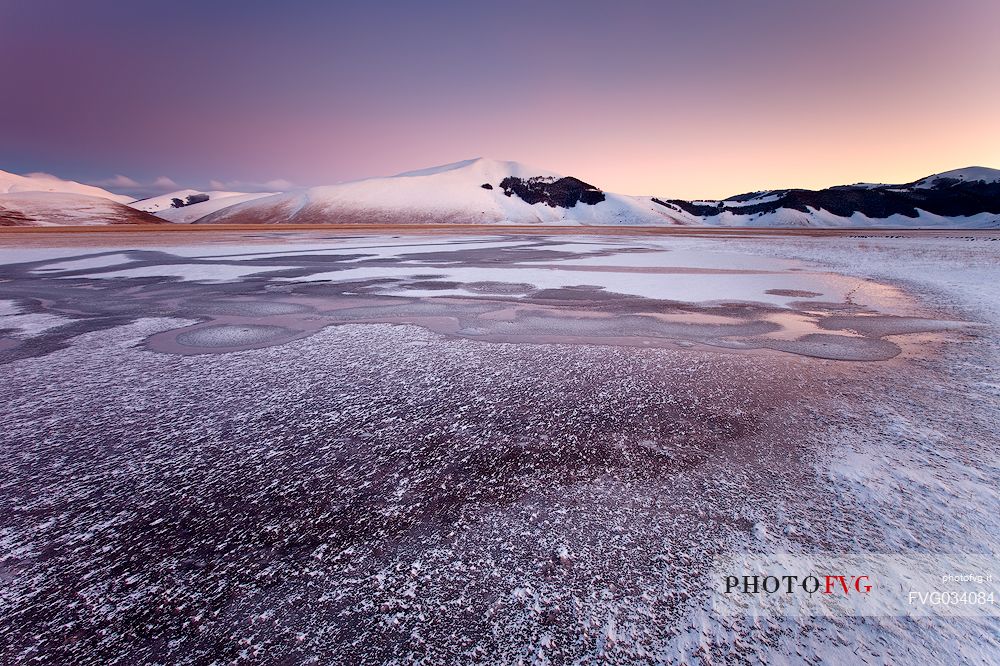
[{"left": 2, "top": 0, "right": 998, "bottom": 198}]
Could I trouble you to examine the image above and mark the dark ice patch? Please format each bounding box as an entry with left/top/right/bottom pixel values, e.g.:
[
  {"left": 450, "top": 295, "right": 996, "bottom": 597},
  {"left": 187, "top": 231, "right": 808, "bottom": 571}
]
[
  {"left": 765, "top": 289, "right": 822, "bottom": 298},
  {"left": 817, "top": 315, "right": 966, "bottom": 337},
  {"left": 764, "top": 334, "right": 901, "bottom": 361},
  {"left": 174, "top": 324, "right": 299, "bottom": 350}
]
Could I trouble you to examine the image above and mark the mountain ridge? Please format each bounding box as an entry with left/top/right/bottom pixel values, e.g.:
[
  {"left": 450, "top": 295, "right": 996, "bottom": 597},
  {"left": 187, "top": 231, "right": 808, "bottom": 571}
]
[
  {"left": 196, "top": 158, "right": 677, "bottom": 226},
  {"left": 0, "top": 192, "right": 167, "bottom": 227},
  {"left": 655, "top": 165, "right": 1000, "bottom": 228},
  {"left": 129, "top": 189, "right": 277, "bottom": 223},
  {"left": 0, "top": 169, "right": 134, "bottom": 204},
  {"left": 2, "top": 161, "right": 999, "bottom": 227}
]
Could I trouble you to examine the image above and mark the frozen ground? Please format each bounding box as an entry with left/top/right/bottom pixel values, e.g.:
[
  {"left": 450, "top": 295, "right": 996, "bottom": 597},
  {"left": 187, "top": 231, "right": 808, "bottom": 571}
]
[{"left": 0, "top": 232, "right": 997, "bottom": 664}]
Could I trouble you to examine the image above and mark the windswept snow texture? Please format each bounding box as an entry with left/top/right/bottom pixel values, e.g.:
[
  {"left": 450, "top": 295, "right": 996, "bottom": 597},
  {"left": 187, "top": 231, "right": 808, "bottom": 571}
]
[{"left": 0, "top": 232, "right": 998, "bottom": 664}]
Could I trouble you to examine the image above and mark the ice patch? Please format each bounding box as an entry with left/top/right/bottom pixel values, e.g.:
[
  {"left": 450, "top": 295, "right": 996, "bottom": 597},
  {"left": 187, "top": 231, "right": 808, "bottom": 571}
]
[
  {"left": 0, "top": 299, "right": 22, "bottom": 316},
  {"left": 279, "top": 265, "right": 856, "bottom": 307},
  {"left": 31, "top": 253, "right": 132, "bottom": 273},
  {"left": 175, "top": 324, "right": 294, "bottom": 348},
  {"left": 0, "top": 312, "right": 73, "bottom": 337},
  {"left": 69, "top": 264, "right": 300, "bottom": 282}
]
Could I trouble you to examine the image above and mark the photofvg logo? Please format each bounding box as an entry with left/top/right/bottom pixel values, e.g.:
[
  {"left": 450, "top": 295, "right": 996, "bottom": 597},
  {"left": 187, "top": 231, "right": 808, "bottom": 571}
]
[
  {"left": 711, "top": 554, "right": 999, "bottom": 618},
  {"left": 724, "top": 573, "right": 872, "bottom": 596}
]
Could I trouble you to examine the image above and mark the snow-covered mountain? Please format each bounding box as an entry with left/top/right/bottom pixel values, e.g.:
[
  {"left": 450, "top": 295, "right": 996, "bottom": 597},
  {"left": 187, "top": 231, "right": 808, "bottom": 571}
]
[
  {"left": 0, "top": 192, "right": 167, "bottom": 227},
  {"left": 912, "top": 166, "right": 1000, "bottom": 189},
  {"left": 654, "top": 166, "right": 1000, "bottom": 228},
  {"left": 3, "top": 162, "right": 999, "bottom": 227},
  {"left": 196, "top": 158, "right": 679, "bottom": 226},
  {"left": 0, "top": 169, "right": 133, "bottom": 204},
  {"left": 129, "top": 189, "right": 277, "bottom": 223}
]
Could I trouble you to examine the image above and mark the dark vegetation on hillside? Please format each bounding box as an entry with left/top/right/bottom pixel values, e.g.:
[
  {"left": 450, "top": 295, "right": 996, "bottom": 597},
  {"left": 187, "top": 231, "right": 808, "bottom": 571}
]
[
  {"left": 499, "top": 176, "right": 606, "bottom": 208},
  {"left": 663, "top": 179, "right": 1000, "bottom": 219},
  {"left": 171, "top": 194, "right": 211, "bottom": 209}
]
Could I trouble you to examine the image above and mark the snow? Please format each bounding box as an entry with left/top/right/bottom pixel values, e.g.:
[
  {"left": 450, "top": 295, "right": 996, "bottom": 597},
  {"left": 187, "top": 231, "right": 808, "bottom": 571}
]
[
  {"left": 130, "top": 190, "right": 247, "bottom": 213},
  {"left": 282, "top": 263, "right": 856, "bottom": 306},
  {"left": 393, "top": 157, "right": 560, "bottom": 180},
  {"left": 283, "top": 267, "right": 820, "bottom": 305},
  {"left": 7, "top": 234, "right": 908, "bottom": 310},
  {"left": 6, "top": 160, "right": 999, "bottom": 228},
  {"left": 31, "top": 253, "right": 134, "bottom": 273},
  {"left": 714, "top": 234, "right": 1000, "bottom": 326},
  {"left": 0, "top": 231, "right": 998, "bottom": 663},
  {"left": 197, "top": 235, "right": 880, "bottom": 308},
  {"left": 77, "top": 263, "right": 300, "bottom": 282},
  {"left": 0, "top": 312, "right": 73, "bottom": 337},
  {"left": 5, "top": 238, "right": 540, "bottom": 266},
  {"left": 693, "top": 233, "right": 1000, "bottom": 662},
  {"left": 0, "top": 192, "right": 157, "bottom": 226},
  {"left": 717, "top": 192, "right": 783, "bottom": 207},
  {"left": 158, "top": 193, "right": 278, "bottom": 223},
  {"left": 658, "top": 166, "right": 1000, "bottom": 227},
  {"left": 201, "top": 158, "right": 679, "bottom": 226},
  {"left": 913, "top": 166, "right": 1000, "bottom": 188},
  {"left": 525, "top": 247, "right": 798, "bottom": 271},
  {"left": 666, "top": 205, "right": 1000, "bottom": 229},
  {"left": 0, "top": 300, "right": 72, "bottom": 337},
  {"left": 130, "top": 190, "right": 278, "bottom": 222},
  {"left": 0, "top": 169, "right": 133, "bottom": 204},
  {"left": 191, "top": 238, "right": 539, "bottom": 261}
]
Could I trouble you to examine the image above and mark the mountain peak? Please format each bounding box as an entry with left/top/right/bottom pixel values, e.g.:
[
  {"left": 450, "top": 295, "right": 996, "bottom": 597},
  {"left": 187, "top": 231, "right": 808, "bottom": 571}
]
[
  {"left": 0, "top": 169, "right": 133, "bottom": 204},
  {"left": 914, "top": 166, "right": 1000, "bottom": 188},
  {"left": 392, "top": 158, "right": 560, "bottom": 181}
]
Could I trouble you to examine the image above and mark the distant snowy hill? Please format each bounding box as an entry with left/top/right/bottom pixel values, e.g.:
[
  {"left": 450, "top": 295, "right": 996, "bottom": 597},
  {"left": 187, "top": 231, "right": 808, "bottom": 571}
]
[
  {"left": 0, "top": 192, "right": 167, "bottom": 227},
  {"left": 655, "top": 166, "right": 1000, "bottom": 228},
  {"left": 196, "top": 158, "right": 679, "bottom": 226},
  {"left": 911, "top": 166, "right": 1000, "bottom": 189},
  {"left": 0, "top": 169, "right": 133, "bottom": 204},
  {"left": 3, "top": 162, "right": 999, "bottom": 227},
  {"left": 130, "top": 190, "right": 277, "bottom": 223}
]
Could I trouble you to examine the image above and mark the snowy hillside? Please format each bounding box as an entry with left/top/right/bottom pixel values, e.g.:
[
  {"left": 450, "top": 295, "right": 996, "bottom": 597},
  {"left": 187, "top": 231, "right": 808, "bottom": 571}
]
[
  {"left": 157, "top": 193, "right": 279, "bottom": 223},
  {"left": 0, "top": 169, "right": 133, "bottom": 204},
  {"left": 3, "top": 161, "right": 998, "bottom": 228},
  {"left": 197, "top": 158, "right": 680, "bottom": 226},
  {"left": 0, "top": 192, "right": 167, "bottom": 227},
  {"left": 655, "top": 166, "right": 1000, "bottom": 228},
  {"left": 130, "top": 190, "right": 277, "bottom": 223},
  {"left": 912, "top": 166, "right": 1000, "bottom": 189}
]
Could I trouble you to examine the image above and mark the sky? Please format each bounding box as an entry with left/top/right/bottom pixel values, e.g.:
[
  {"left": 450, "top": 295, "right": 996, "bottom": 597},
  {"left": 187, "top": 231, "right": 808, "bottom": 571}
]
[{"left": 2, "top": 0, "right": 999, "bottom": 199}]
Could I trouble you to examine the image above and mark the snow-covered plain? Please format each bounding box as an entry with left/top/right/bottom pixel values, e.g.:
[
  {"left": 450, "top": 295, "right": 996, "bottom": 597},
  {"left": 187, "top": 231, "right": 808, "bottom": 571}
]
[
  {"left": 0, "top": 231, "right": 997, "bottom": 664},
  {"left": 11, "top": 236, "right": 900, "bottom": 310}
]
